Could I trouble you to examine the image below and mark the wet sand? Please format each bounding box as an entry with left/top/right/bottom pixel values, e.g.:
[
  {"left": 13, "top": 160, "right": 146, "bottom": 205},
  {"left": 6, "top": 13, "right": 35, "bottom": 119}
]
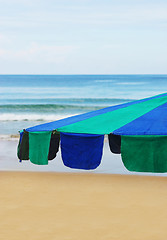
[
  {"left": 1, "top": 138, "right": 167, "bottom": 176},
  {"left": 0, "top": 138, "right": 127, "bottom": 174},
  {"left": 0, "top": 171, "right": 167, "bottom": 240}
]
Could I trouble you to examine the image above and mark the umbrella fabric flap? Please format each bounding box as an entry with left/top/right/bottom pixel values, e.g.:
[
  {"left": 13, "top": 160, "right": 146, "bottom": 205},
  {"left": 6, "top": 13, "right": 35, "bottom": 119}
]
[
  {"left": 17, "top": 130, "right": 29, "bottom": 160},
  {"left": 108, "top": 134, "right": 121, "bottom": 154},
  {"left": 29, "top": 131, "right": 52, "bottom": 165},
  {"left": 17, "top": 131, "right": 24, "bottom": 160},
  {"left": 121, "top": 135, "right": 167, "bottom": 173},
  {"left": 48, "top": 132, "right": 60, "bottom": 160},
  {"left": 60, "top": 133, "right": 104, "bottom": 170}
]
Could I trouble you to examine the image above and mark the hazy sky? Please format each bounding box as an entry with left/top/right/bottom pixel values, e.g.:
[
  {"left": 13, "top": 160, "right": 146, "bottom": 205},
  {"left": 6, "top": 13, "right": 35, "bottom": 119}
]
[{"left": 0, "top": 0, "right": 167, "bottom": 74}]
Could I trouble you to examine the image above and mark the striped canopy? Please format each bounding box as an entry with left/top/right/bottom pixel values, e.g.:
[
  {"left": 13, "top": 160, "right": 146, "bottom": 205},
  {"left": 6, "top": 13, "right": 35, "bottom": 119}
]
[{"left": 18, "top": 93, "right": 167, "bottom": 173}]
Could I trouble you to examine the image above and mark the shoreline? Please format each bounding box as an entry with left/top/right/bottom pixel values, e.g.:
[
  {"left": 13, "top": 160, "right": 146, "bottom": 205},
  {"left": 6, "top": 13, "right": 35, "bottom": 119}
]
[
  {"left": 1, "top": 136, "right": 167, "bottom": 176},
  {"left": 0, "top": 137, "right": 125, "bottom": 174},
  {"left": 0, "top": 134, "right": 19, "bottom": 140}
]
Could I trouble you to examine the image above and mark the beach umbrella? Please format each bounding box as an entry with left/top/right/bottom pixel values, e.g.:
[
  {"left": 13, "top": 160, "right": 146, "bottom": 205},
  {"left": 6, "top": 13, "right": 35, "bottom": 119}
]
[{"left": 18, "top": 93, "right": 167, "bottom": 173}]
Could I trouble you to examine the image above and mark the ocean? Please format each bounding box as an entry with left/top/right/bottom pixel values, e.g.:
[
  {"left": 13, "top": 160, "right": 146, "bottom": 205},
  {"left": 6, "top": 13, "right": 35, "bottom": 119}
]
[{"left": 1, "top": 74, "right": 167, "bottom": 135}]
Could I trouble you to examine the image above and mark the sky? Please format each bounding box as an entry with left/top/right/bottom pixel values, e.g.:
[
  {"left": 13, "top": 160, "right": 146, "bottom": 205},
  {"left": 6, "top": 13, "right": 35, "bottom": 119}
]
[{"left": 0, "top": 0, "right": 167, "bottom": 74}]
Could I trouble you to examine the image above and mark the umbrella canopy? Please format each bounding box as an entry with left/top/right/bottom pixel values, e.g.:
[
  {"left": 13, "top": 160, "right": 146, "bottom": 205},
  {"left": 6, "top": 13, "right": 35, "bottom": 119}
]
[{"left": 18, "top": 93, "right": 167, "bottom": 173}]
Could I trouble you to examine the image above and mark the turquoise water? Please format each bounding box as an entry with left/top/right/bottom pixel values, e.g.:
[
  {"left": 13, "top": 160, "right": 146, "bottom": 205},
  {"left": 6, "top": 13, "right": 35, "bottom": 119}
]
[{"left": 0, "top": 74, "right": 167, "bottom": 134}]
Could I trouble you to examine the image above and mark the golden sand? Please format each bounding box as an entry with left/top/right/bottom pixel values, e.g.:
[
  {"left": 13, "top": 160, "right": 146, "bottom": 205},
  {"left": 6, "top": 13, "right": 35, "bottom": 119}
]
[{"left": 0, "top": 172, "right": 167, "bottom": 240}]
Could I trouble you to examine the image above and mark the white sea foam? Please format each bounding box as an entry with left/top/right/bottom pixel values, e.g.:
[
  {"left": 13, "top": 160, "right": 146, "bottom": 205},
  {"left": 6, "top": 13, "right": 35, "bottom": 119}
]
[
  {"left": 94, "top": 80, "right": 115, "bottom": 83},
  {"left": 0, "top": 134, "right": 19, "bottom": 140},
  {"left": 115, "top": 81, "right": 148, "bottom": 85},
  {"left": 0, "top": 113, "right": 74, "bottom": 122}
]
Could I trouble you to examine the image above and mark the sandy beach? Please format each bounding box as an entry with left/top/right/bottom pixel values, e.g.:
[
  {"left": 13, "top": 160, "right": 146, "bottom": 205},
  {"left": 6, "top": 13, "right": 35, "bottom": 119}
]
[
  {"left": 0, "top": 171, "right": 167, "bottom": 240},
  {"left": 0, "top": 137, "right": 167, "bottom": 239}
]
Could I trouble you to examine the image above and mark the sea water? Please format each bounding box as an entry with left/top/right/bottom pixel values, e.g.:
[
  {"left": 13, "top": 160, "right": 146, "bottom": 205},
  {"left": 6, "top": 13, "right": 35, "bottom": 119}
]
[{"left": 0, "top": 74, "right": 167, "bottom": 135}]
